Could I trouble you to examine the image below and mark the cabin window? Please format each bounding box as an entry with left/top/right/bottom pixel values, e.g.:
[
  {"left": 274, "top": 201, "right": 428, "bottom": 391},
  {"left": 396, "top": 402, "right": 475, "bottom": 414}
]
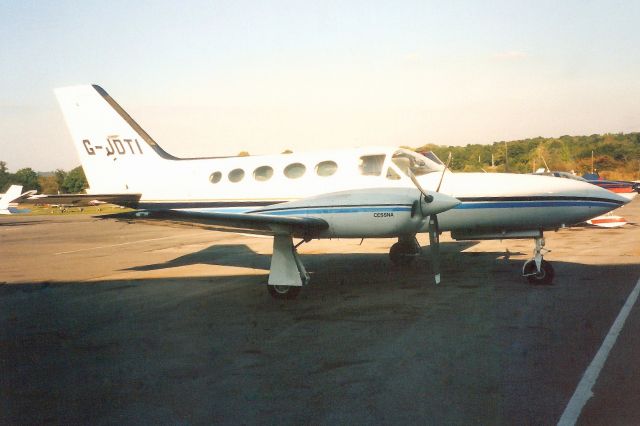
[
  {"left": 284, "top": 163, "right": 306, "bottom": 179},
  {"left": 359, "top": 155, "right": 385, "bottom": 176},
  {"left": 386, "top": 167, "right": 401, "bottom": 180},
  {"left": 209, "top": 171, "right": 222, "bottom": 184},
  {"left": 253, "top": 166, "right": 274, "bottom": 182},
  {"left": 228, "top": 168, "right": 245, "bottom": 183},
  {"left": 315, "top": 160, "right": 338, "bottom": 177}
]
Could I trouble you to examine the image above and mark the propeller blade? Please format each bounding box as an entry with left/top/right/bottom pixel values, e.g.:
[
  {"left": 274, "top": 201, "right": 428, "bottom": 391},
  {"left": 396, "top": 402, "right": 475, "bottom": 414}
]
[
  {"left": 436, "top": 152, "right": 452, "bottom": 192},
  {"left": 407, "top": 169, "right": 432, "bottom": 201},
  {"left": 428, "top": 214, "right": 441, "bottom": 284}
]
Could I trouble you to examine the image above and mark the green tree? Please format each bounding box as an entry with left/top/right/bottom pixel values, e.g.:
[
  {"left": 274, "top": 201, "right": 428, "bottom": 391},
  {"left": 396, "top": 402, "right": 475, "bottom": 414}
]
[
  {"left": 413, "top": 132, "right": 640, "bottom": 178},
  {"left": 13, "top": 168, "right": 41, "bottom": 192},
  {"left": 61, "top": 166, "right": 87, "bottom": 193},
  {"left": 38, "top": 175, "right": 59, "bottom": 194},
  {"left": 0, "top": 161, "right": 9, "bottom": 192},
  {"left": 54, "top": 169, "right": 67, "bottom": 191}
]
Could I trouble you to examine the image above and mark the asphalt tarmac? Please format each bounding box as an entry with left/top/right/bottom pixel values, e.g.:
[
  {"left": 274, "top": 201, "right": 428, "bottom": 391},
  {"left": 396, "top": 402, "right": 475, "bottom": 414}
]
[{"left": 1, "top": 200, "right": 640, "bottom": 425}]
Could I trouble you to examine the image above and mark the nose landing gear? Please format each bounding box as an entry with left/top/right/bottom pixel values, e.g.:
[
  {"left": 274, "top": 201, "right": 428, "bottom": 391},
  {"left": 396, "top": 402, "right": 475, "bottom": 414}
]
[{"left": 522, "top": 236, "right": 555, "bottom": 285}]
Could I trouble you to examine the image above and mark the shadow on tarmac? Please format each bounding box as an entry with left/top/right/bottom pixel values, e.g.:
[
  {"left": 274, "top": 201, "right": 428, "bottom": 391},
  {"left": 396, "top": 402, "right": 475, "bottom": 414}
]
[
  {"left": 0, "top": 220, "right": 47, "bottom": 227},
  {"left": 2, "top": 251, "right": 639, "bottom": 425},
  {"left": 124, "top": 241, "right": 483, "bottom": 273}
]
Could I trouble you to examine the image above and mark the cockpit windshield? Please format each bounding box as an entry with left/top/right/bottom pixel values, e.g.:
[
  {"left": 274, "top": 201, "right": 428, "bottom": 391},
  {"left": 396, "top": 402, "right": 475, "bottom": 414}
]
[{"left": 391, "top": 149, "right": 444, "bottom": 177}]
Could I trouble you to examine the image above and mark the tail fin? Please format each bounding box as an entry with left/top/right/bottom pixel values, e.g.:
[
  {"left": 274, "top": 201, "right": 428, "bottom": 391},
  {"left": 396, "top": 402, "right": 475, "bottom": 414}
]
[
  {"left": 54, "top": 85, "right": 175, "bottom": 194},
  {"left": 0, "top": 185, "right": 23, "bottom": 212}
]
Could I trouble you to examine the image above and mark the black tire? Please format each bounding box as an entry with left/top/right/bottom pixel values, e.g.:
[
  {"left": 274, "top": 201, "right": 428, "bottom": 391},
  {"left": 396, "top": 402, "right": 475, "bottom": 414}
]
[
  {"left": 389, "top": 242, "right": 417, "bottom": 266},
  {"left": 267, "top": 285, "right": 301, "bottom": 300},
  {"left": 523, "top": 259, "right": 555, "bottom": 285}
]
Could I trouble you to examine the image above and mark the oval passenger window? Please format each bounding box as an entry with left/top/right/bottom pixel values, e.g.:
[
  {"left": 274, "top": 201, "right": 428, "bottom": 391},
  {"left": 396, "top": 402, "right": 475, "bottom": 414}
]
[
  {"left": 315, "top": 161, "right": 338, "bottom": 177},
  {"left": 209, "top": 171, "right": 222, "bottom": 183},
  {"left": 253, "top": 166, "right": 274, "bottom": 182},
  {"left": 284, "top": 163, "right": 306, "bottom": 179},
  {"left": 228, "top": 168, "right": 245, "bottom": 183}
]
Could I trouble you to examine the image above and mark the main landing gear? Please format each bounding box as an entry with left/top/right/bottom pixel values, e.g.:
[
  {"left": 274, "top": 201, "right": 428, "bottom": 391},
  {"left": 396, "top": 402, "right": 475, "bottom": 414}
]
[
  {"left": 267, "top": 235, "right": 309, "bottom": 300},
  {"left": 389, "top": 237, "right": 421, "bottom": 266},
  {"left": 267, "top": 284, "right": 301, "bottom": 300},
  {"left": 522, "top": 236, "right": 555, "bottom": 285}
]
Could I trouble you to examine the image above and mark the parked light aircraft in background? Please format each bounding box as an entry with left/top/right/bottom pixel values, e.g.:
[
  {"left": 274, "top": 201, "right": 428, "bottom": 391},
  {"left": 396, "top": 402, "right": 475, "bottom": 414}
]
[
  {"left": 535, "top": 170, "right": 639, "bottom": 201},
  {"left": 0, "top": 185, "right": 36, "bottom": 214},
  {"left": 35, "top": 85, "right": 629, "bottom": 298}
]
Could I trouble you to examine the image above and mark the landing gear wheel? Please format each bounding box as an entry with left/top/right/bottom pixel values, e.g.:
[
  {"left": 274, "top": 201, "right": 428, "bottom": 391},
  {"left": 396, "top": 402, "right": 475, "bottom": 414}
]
[
  {"left": 389, "top": 242, "right": 418, "bottom": 266},
  {"left": 267, "top": 285, "right": 301, "bottom": 300},
  {"left": 523, "top": 259, "right": 555, "bottom": 286}
]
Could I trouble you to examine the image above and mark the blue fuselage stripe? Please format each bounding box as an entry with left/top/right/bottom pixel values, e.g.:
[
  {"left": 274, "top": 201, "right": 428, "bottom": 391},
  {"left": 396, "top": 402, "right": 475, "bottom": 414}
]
[
  {"left": 261, "top": 206, "right": 412, "bottom": 216},
  {"left": 261, "top": 201, "right": 615, "bottom": 216},
  {"left": 455, "top": 201, "right": 618, "bottom": 209},
  {"left": 183, "top": 200, "right": 616, "bottom": 216}
]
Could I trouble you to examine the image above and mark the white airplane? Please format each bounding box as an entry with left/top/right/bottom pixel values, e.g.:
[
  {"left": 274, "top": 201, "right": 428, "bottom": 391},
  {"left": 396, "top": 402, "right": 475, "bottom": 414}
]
[
  {"left": 0, "top": 185, "right": 37, "bottom": 214},
  {"left": 44, "top": 85, "right": 628, "bottom": 298}
]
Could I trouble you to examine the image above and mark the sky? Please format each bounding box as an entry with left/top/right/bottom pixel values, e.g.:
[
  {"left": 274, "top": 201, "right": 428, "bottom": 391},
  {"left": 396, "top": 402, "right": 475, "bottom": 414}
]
[{"left": 1, "top": 0, "right": 640, "bottom": 171}]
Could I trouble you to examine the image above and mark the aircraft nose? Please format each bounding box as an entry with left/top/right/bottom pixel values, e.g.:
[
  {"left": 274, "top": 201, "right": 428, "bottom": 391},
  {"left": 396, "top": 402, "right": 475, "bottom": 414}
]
[{"left": 582, "top": 180, "right": 630, "bottom": 205}]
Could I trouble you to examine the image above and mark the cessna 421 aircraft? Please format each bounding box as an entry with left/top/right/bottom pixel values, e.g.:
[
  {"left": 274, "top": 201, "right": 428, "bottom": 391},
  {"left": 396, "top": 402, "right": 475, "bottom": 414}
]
[{"left": 43, "top": 85, "right": 628, "bottom": 299}]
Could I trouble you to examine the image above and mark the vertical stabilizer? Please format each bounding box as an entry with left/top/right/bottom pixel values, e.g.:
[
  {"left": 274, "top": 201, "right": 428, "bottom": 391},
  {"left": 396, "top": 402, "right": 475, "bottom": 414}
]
[{"left": 54, "top": 85, "right": 172, "bottom": 194}]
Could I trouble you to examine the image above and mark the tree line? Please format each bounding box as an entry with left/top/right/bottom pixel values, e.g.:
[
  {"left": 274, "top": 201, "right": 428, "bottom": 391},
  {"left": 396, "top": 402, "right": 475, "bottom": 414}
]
[
  {"left": 0, "top": 162, "right": 88, "bottom": 194},
  {"left": 415, "top": 132, "right": 640, "bottom": 180}
]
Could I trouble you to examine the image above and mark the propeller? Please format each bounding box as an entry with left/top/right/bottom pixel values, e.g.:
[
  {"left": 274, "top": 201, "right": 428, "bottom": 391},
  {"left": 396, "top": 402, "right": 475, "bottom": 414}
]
[{"left": 408, "top": 152, "right": 454, "bottom": 285}]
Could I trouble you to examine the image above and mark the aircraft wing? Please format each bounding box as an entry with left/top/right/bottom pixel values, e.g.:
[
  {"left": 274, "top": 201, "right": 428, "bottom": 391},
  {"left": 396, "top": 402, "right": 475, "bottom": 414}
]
[
  {"left": 100, "top": 209, "right": 329, "bottom": 239},
  {"left": 26, "top": 193, "right": 142, "bottom": 208}
]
